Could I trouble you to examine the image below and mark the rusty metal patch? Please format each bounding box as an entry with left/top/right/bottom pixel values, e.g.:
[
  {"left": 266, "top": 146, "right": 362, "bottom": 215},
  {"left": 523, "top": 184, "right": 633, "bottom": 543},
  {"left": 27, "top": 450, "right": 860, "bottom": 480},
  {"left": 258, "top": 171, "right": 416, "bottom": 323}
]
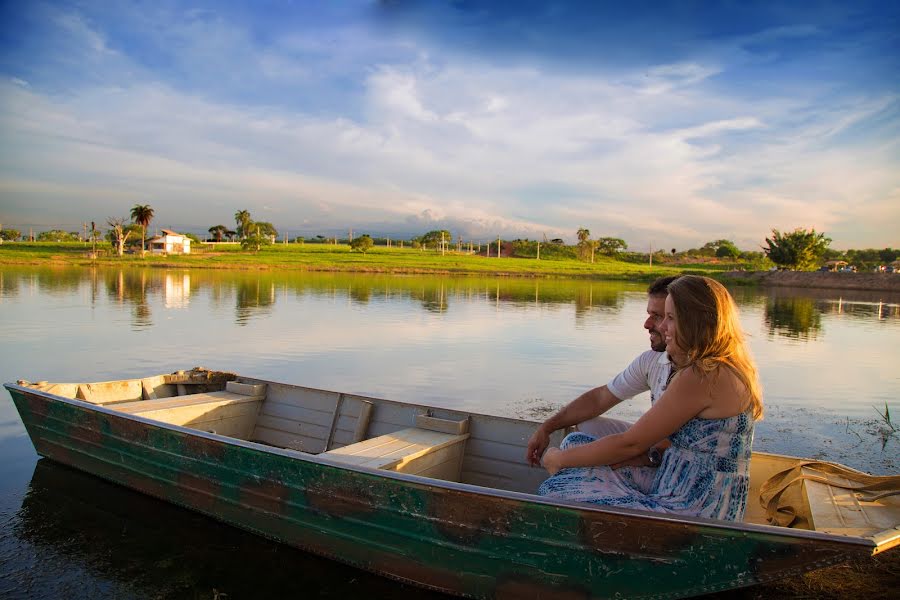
[{"left": 428, "top": 487, "right": 516, "bottom": 544}]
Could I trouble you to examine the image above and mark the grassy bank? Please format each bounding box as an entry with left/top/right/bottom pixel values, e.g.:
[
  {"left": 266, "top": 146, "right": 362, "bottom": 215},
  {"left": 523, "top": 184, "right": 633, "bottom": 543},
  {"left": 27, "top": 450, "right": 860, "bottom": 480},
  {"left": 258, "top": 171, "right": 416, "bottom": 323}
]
[{"left": 0, "top": 241, "right": 739, "bottom": 280}]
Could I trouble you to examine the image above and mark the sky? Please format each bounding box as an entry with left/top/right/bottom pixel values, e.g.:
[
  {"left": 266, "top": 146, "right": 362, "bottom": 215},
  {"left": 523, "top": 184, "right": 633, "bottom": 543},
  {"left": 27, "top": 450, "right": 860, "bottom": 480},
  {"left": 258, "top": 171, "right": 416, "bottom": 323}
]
[{"left": 0, "top": 1, "right": 898, "bottom": 250}]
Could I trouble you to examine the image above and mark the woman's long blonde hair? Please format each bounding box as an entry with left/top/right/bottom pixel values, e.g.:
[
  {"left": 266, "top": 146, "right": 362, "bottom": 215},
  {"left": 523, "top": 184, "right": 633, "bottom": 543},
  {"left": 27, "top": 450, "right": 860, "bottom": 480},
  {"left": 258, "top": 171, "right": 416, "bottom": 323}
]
[{"left": 667, "top": 275, "right": 763, "bottom": 420}]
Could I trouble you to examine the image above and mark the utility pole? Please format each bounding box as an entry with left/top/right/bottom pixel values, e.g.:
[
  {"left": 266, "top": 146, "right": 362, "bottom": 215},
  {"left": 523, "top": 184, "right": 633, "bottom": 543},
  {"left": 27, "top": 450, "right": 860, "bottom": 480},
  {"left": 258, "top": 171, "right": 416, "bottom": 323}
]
[
  {"left": 497, "top": 234, "right": 501, "bottom": 258},
  {"left": 349, "top": 228, "right": 353, "bottom": 243},
  {"left": 537, "top": 242, "right": 540, "bottom": 260},
  {"left": 83, "top": 222, "right": 87, "bottom": 244},
  {"left": 441, "top": 231, "right": 445, "bottom": 256}
]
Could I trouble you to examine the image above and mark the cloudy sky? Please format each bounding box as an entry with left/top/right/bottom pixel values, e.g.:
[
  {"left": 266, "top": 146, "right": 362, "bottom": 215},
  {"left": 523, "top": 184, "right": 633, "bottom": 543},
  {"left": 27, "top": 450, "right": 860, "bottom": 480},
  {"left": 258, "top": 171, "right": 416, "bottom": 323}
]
[{"left": 1, "top": 1, "right": 898, "bottom": 250}]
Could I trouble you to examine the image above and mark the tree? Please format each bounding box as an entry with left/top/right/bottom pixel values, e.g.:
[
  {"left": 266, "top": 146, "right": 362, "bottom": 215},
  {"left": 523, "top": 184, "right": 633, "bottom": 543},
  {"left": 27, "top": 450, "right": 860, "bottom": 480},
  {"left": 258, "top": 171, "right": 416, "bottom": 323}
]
[
  {"left": 576, "top": 227, "right": 591, "bottom": 243},
  {"left": 596, "top": 237, "right": 628, "bottom": 256},
  {"left": 240, "top": 227, "right": 272, "bottom": 253},
  {"left": 106, "top": 217, "right": 134, "bottom": 256},
  {"left": 715, "top": 242, "right": 740, "bottom": 259},
  {"left": 254, "top": 221, "right": 278, "bottom": 239},
  {"left": 130, "top": 204, "right": 155, "bottom": 256},
  {"left": 208, "top": 225, "right": 229, "bottom": 242},
  {"left": 37, "top": 230, "right": 78, "bottom": 242},
  {"left": 234, "top": 210, "right": 252, "bottom": 239},
  {"left": 575, "top": 227, "right": 593, "bottom": 260},
  {"left": 764, "top": 228, "right": 831, "bottom": 270},
  {"left": 0, "top": 229, "right": 21, "bottom": 241},
  {"left": 350, "top": 234, "right": 374, "bottom": 253},
  {"left": 419, "top": 230, "right": 452, "bottom": 250}
]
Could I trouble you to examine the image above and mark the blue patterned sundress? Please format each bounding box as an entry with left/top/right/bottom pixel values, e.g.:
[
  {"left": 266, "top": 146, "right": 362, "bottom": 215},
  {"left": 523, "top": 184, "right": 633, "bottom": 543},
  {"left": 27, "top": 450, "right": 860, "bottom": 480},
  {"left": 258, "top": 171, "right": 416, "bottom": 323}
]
[{"left": 538, "top": 412, "right": 754, "bottom": 521}]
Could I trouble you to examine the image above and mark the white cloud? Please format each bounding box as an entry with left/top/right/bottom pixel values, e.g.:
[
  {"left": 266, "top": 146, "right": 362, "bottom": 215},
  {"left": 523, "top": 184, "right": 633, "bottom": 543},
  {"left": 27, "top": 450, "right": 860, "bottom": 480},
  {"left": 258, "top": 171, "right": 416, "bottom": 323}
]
[{"left": 1, "top": 6, "right": 898, "bottom": 249}]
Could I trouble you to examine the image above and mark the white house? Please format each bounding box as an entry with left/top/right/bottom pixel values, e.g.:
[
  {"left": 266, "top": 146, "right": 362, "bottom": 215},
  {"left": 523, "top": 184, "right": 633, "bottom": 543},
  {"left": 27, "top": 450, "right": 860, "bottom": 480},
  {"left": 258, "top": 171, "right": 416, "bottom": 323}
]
[{"left": 148, "top": 229, "right": 191, "bottom": 255}]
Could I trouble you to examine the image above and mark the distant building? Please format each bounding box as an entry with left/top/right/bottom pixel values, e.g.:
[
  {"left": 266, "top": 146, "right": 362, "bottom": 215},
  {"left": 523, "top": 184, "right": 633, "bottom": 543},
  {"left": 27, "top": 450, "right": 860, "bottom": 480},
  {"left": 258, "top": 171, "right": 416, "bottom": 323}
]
[
  {"left": 148, "top": 229, "right": 191, "bottom": 255},
  {"left": 823, "top": 260, "right": 848, "bottom": 272}
]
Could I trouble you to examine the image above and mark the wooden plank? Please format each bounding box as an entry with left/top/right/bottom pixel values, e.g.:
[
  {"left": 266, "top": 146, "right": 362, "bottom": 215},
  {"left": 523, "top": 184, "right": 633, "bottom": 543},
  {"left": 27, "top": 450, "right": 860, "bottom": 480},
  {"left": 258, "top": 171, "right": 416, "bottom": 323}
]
[
  {"left": 415, "top": 413, "right": 469, "bottom": 435},
  {"left": 253, "top": 414, "right": 330, "bottom": 441},
  {"left": 399, "top": 442, "right": 466, "bottom": 480},
  {"left": 323, "top": 427, "right": 469, "bottom": 481},
  {"left": 250, "top": 426, "right": 315, "bottom": 452},
  {"left": 226, "top": 381, "right": 267, "bottom": 396},
  {"left": 126, "top": 398, "right": 261, "bottom": 426},
  {"left": 181, "top": 403, "right": 262, "bottom": 439},
  {"left": 464, "top": 437, "right": 530, "bottom": 465},
  {"left": 114, "top": 391, "right": 262, "bottom": 414},
  {"left": 353, "top": 401, "right": 373, "bottom": 442},
  {"left": 259, "top": 400, "right": 334, "bottom": 427},
  {"left": 263, "top": 385, "right": 341, "bottom": 413},
  {"left": 803, "top": 466, "right": 900, "bottom": 536},
  {"left": 76, "top": 380, "right": 144, "bottom": 404}
]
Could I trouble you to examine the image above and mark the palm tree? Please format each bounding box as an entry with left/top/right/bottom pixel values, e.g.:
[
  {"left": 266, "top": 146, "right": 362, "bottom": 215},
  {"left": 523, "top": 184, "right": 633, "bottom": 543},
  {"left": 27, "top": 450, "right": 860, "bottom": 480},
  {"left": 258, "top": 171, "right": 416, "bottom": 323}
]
[
  {"left": 576, "top": 227, "right": 591, "bottom": 243},
  {"left": 130, "top": 204, "right": 155, "bottom": 256},
  {"left": 234, "top": 210, "right": 252, "bottom": 239}
]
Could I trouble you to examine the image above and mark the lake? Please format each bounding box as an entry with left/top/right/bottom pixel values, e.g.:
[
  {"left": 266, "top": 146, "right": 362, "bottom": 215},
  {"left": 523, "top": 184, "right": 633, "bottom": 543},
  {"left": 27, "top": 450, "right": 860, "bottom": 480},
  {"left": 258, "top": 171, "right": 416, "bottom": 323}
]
[{"left": 1, "top": 266, "right": 898, "bottom": 598}]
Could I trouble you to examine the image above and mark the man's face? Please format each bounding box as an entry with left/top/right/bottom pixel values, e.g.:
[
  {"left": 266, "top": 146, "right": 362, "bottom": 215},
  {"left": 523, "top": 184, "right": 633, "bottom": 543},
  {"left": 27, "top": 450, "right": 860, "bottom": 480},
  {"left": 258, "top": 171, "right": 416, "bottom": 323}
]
[{"left": 644, "top": 294, "right": 667, "bottom": 352}]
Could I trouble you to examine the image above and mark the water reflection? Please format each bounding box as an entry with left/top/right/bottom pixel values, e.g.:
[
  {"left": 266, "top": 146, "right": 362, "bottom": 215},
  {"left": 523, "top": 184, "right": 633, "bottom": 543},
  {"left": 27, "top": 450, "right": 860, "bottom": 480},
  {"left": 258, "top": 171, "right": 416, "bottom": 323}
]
[
  {"left": 763, "top": 287, "right": 900, "bottom": 340},
  {"left": 764, "top": 296, "right": 823, "bottom": 340},
  {"left": 12, "top": 459, "right": 442, "bottom": 599},
  {"left": 235, "top": 278, "right": 275, "bottom": 325},
  {"left": 103, "top": 270, "right": 154, "bottom": 330},
  {"left": 2, "top": 267, "right": 898, "bottom": 334}
]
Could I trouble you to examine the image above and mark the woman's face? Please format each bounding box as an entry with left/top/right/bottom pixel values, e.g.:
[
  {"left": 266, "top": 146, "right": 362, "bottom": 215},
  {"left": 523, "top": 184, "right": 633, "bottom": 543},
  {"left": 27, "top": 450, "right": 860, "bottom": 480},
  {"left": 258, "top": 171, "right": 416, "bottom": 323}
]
[{"left": 661, "top": 295, "right": 686, "bottom": 361}]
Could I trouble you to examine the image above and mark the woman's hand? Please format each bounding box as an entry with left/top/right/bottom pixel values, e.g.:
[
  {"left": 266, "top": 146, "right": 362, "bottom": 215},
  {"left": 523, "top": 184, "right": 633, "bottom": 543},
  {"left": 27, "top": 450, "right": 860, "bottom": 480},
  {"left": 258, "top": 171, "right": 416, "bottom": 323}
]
[{"left": 542, "top": 447, "right": 564, "bottom": 475}]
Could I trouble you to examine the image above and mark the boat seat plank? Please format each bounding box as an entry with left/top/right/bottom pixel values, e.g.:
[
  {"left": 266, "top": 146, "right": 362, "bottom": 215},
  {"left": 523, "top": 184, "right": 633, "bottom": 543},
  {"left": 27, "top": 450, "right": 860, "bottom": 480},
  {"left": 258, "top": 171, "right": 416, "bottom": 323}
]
[
  {"left": 323, "top": 427, "right": 470, "bottom": 481},
  {"left": 114, "top": 390, "right": 263, "bottom": 414},
  {"left": 803, "top": 466, "right": 900, "bottom": 537}
]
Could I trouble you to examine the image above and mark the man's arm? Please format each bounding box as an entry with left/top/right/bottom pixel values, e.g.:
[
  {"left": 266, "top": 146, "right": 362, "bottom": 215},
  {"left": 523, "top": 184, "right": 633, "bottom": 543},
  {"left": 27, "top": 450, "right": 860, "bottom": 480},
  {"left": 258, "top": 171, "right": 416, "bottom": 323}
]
[{"left": 525, "top": 385, "right": 623, "bottom": 466}]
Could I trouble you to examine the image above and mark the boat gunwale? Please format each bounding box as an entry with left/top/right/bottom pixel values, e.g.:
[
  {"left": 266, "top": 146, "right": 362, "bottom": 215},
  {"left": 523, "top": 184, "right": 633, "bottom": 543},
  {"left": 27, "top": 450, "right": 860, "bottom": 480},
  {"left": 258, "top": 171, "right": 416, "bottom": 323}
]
[{"left": 4, "top": 380, "right": 888, "bottom": 550}]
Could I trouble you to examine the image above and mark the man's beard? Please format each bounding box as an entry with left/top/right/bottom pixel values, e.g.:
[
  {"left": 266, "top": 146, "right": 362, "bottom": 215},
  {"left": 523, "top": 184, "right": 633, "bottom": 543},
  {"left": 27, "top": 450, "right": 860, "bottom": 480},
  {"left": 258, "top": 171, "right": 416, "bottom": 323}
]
[{"left": 650, "top": 330, "right": 667, "bottom": 352}]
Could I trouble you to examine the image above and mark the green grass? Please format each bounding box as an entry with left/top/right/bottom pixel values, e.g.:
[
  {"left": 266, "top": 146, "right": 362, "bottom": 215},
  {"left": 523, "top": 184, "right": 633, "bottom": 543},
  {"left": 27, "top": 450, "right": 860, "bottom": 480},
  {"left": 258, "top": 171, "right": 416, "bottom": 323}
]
[{"left": 0, "top": 241, "right": 745, "bottom": 281}]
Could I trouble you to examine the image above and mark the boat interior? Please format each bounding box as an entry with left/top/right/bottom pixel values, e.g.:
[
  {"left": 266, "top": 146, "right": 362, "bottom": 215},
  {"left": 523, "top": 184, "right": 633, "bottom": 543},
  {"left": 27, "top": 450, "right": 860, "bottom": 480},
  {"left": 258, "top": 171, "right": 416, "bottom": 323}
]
[{"left": 18, "top": 368, "right": 900, "bottom": 548}]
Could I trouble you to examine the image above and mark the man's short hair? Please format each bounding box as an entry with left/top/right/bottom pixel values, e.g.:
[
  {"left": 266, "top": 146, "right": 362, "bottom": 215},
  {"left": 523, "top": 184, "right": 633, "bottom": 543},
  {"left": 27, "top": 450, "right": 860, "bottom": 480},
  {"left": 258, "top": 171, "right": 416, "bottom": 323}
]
[{"left": 647, "top": 275, "right": 680, "bottom": 297}]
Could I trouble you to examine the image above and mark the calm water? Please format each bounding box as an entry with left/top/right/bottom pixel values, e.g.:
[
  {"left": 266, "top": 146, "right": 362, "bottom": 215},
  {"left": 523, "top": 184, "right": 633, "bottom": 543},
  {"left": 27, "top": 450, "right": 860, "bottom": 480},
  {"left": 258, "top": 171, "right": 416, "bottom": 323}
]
[{"left": 1, "top": 266, "right": 898, "bottom": 598}]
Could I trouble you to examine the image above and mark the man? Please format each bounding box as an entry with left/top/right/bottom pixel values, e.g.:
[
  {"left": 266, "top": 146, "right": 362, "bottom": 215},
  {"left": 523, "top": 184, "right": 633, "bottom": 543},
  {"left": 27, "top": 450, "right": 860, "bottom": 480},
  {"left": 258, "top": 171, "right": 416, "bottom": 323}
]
[{"left": 525, "top": 275, "right": 679, "bottom": 469}]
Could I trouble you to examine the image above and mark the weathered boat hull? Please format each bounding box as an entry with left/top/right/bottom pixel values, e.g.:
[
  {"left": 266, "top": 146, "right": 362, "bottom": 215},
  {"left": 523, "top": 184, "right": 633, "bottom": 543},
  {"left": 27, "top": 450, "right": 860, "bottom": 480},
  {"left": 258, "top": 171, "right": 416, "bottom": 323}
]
[{"left": 5, "top": 382, "right": 880, "bottom": 599}]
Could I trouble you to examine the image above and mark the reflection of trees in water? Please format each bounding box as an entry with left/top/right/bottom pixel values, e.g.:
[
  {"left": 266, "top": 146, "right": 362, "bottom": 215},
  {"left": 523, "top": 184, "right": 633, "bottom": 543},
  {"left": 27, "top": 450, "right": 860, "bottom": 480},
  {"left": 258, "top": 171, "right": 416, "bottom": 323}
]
[
  {"left": 348, "top": 284, "right": 371, "bottom": 305},
  {"left": 9, "top": 267, "right": 84, "bottom": 297},
  {"left": 0, "top": 270, "right": 20, "bottom": 298},
  {"left": 103, "top": 270, "right": 154, "bottom": 329},
  {"left": 574, "top": 285, "right": 624, "bottom": 322},
  {"left": 235, "top": 277, "right": 276, "bottom": 325},
  {"left": 764, "top": 296, "right": 822, "bottom": 340}
]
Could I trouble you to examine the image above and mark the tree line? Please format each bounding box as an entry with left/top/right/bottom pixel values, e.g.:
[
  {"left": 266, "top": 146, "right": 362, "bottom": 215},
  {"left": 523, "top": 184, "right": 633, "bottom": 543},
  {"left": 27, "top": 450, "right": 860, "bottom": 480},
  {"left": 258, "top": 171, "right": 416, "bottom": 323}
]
[{"left": 3, "top": 211, "right": 896, "bottom": 272}]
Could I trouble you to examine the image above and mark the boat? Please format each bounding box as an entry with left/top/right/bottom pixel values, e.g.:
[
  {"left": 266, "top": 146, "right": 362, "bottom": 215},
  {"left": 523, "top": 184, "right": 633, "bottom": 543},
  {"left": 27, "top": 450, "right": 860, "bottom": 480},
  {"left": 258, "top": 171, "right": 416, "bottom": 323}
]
[{"left": 5, "top": 368, "right": 899, "bottom": 599}]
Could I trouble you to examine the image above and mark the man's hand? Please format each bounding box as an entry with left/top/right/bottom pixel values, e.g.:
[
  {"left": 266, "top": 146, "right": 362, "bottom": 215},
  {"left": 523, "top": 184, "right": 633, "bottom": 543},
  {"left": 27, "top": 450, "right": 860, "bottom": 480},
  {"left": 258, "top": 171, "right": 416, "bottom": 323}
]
[
  {"left": 526, "top": 426, "right": 550, "bottom": 466},
  {"left": 542, "top": 447, "right": 564, "bottom": 475}
]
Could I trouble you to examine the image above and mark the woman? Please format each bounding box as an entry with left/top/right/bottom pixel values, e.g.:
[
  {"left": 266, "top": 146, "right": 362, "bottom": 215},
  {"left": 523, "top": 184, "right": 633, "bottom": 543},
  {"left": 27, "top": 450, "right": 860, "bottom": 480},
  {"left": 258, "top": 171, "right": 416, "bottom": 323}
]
[{"left": 538, "top": 275, "right": 763, "bottom": 521}]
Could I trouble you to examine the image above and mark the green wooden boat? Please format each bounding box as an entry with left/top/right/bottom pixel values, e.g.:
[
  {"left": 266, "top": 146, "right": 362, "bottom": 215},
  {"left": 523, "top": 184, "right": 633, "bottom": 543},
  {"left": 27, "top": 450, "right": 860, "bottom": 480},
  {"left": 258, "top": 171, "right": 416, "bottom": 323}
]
[{"left": 5, "top": 368, "right": 899, "bottom": 599}]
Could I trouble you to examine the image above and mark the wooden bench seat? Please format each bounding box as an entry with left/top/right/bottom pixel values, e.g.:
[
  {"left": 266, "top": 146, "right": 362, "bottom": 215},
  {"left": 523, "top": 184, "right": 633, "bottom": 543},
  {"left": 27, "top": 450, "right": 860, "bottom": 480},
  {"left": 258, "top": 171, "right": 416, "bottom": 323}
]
[
  {"left": 323, "top": 415, "right": 470, "bottom": 481},
  {"left": 111, "top": 382, "right": 266, "bottom": 439},
  {"left": 803, "top": 466, "right": 900, "bottom": 539}
]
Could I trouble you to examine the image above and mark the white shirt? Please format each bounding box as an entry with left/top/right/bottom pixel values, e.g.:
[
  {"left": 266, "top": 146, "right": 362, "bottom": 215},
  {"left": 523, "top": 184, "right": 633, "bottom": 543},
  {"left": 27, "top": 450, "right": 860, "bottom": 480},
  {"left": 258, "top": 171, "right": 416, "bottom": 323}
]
[{"left": 606, "top": 350, "right": 672, "bottom": 405}]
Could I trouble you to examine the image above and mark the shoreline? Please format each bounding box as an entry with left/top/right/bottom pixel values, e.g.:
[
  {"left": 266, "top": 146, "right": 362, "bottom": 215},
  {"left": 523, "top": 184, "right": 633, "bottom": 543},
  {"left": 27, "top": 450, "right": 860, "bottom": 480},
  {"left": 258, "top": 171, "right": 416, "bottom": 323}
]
[
  {"left": 3, "top": 244, "right": 900, "bottom": 292},
  {"left": 722, "top": 270, "right": 900, "bottom": 293}
]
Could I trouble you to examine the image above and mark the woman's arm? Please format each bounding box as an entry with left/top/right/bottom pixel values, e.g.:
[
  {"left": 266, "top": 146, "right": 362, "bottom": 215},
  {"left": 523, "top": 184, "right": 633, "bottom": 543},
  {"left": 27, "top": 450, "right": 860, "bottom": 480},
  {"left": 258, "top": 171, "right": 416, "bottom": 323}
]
[{"left": 542, "top": 368, "right": 711, "bottom": 475}]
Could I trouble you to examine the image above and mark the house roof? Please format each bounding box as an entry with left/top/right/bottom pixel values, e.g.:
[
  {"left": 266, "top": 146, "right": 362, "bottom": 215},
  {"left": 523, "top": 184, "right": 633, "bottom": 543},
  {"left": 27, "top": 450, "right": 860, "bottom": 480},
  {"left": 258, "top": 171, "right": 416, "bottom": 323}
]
[{"left": 160, "top": 229, "right": 182, "bottom": 236}]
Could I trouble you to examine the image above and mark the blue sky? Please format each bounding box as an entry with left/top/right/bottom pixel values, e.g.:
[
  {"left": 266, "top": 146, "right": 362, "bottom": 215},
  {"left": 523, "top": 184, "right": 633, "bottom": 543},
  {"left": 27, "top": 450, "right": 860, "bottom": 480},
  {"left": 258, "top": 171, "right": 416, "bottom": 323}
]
[{"left": 0, "top": 1, "right": 898, "bottom": 249}]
